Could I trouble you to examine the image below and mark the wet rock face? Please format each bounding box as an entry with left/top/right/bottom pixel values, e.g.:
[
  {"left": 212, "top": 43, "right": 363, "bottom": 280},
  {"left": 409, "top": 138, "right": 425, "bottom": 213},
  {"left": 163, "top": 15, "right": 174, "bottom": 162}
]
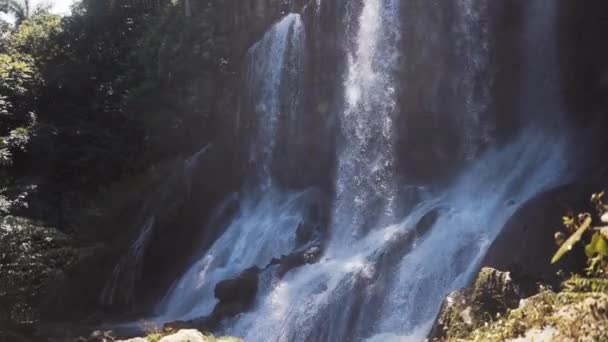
[
  {"left": 295, "top": 211, "right": 327, "bottom": 247},
  {"left": 482, "top": 184, "right": 593, "bottom": 289},
  {"left": 428, "top": 267, "right": 522, "bottom": 341},
  {"left": 415, "top": 207, "right": 441, "bottom": 238},
  {"left": 269, "top": 245, "right": 322, "bottom": 278},
  {"left": 295, "top": 221, "right": 317, "bottom": 245}
]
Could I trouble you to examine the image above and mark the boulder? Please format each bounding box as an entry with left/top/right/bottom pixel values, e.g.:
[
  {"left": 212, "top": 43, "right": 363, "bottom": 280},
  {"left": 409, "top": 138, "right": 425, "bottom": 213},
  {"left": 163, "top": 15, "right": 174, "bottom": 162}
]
[
  {"left": 428, "top": 267, "right": 522, "bottom": 340},
  {"left": 163, "top": 267, "right": 263, "bottom": 332},
  {"left": 212, "top": 267, "right": 259, "bottom": 320},
  {"left": 116, "top": 330, "right": 243, "bottom": 342},
  {"left": 213, "top": 267, "right": 258, "bottom": 304},
  {"left": 158, "top": 329, "right": 210, "bottom": 342}
]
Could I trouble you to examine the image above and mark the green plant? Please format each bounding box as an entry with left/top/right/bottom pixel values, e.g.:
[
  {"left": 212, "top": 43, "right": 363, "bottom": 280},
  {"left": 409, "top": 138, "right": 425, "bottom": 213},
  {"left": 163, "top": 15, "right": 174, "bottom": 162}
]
[
  {"left": 552, "top": 192, "right": 608, "bottom": 277},
  {"left": 563, "top": 274, "right": 608, "bottom": 293}
]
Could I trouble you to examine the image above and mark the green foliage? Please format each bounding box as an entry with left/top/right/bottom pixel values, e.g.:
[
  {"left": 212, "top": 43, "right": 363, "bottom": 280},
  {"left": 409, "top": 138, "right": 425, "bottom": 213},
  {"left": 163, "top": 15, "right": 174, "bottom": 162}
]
[
  {"left": 0, "top": 11, "right": 62, "bottom": 153},
  {"left": 147, "top": 332, "right": 163, "bottom": 342},
  {"left": 563, "top": 274, "right": 608, "bottom": 293},
  {"left": 0, "top": 0, "right": 225, "bottom": 326},
  {"left": 0, "top": 53, "right": 35, "bottom": 98},
  {"left": 551, "top": 191, "right": 608, "bottom": 277},
  {"left": 552, "top": 214, "right": 592, "bottom": 264},
  {"left": 0, "top": 33, "right": 39, "bottom": 166},
  {"left": 0, "top": 216, "right": 77, "bottom": 323},
  {"left": 9, "top": 14, "right": 62, "bottom": 63},
  {"left": 0, "top": 127, "right": 30, "bottom": 165}
]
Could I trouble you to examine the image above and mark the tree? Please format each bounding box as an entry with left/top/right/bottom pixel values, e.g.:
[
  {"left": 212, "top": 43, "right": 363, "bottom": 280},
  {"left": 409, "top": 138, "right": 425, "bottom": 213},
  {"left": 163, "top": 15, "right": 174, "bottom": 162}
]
[{"left": 0, "top": 0, "right": 51, "bottom": 25}]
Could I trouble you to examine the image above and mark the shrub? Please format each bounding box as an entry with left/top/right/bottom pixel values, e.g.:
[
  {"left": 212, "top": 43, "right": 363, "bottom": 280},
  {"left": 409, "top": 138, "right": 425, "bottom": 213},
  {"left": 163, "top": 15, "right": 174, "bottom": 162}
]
[{"left": 552, "top": 191, "right": 608, "bottom": 277}]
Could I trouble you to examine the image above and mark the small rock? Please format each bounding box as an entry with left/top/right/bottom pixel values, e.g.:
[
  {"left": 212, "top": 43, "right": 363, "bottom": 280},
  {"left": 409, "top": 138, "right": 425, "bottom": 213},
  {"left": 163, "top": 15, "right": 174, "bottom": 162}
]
[
  {"left": 459, "top": 306, "right": 473, "bottom": 326},
  {"left": 158, "top": 329, "right": 210, "bottom": 342}
]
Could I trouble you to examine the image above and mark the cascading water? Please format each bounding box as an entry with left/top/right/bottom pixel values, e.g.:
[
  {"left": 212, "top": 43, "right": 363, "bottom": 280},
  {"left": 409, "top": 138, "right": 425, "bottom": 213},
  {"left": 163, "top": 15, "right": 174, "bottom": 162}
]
[
  {"left": 157, "top": 13, "right": 313, "bottom": 320},
  {"left": 148, "top": 0, "right": 574, "bottom": 341},
  {"left": 335, "top": 0, "right": 401, "bottom": 244},
  {"left": 243, "top": 13, "right": 306, "bottom": 186},
  {"left": 101, "top": 217, "right": 155, "bottom": 308},
  {"left": 226, "top": 1, "right": 570, "bottom": 341},
  {"left": 158, "top": 188, "right": 317, "bottom": 319},
  {"left": 101, "top": 144, "right": 211, "bottom": 309},
  {"left": 456, "top": 0, "right": 493, "bottom": 159},
  {"left": 520, "top": 0, "right": 563, "bottom": 122}
]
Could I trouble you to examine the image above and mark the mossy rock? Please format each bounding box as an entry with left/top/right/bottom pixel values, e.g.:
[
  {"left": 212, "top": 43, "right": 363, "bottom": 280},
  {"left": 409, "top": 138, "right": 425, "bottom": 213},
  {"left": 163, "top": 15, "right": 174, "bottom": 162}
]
[
  {"left": 435, "top": 274, "right": 608, "bottom": 341},
  {"left": 429, "top": 268, "right": 522, "bottom": 340},
  {"left": 116, "top": 329, "right": 242, "bottom": 342}
]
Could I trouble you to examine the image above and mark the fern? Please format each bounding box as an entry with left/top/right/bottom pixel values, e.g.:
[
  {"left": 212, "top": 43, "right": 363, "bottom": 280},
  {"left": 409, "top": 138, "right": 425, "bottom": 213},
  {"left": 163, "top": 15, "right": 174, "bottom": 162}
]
[{"left": 563, "top": 275, "right": 608, "bottom": 293}]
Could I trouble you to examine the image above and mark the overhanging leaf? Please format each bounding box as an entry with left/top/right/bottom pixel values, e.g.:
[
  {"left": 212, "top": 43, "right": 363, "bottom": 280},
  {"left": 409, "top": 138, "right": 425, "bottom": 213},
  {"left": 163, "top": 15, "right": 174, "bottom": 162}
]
[{"left": 552, "top": 216, "right": 592, "bottom": 264}]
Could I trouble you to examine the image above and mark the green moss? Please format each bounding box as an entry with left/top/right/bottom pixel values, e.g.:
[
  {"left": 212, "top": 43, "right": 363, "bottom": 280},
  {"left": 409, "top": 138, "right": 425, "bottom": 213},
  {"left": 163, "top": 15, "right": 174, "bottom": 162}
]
[
  {"left": 147, "top": 332, "right": 163, "bottom": 342},
  {"left": 438, "top": 275, "right": 608, "bottom": 341}
]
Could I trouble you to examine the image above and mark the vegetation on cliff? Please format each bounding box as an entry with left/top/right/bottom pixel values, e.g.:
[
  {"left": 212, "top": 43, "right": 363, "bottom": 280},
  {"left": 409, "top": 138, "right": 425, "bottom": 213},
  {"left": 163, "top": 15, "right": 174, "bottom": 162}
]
[
  {"left": 0, "top": 0, "right": 234, "bottom": 329},
  {"left": 433, "top": 192, "right": 608, "bottom": 341}
]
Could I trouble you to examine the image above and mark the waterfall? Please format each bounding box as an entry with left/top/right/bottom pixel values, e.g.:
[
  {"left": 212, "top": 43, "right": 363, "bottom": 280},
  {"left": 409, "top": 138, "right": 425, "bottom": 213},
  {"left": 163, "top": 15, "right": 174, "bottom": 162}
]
[
  {"left": 101, "top": 217, "right": 155, "bottom": 308},
  {"left": 333, "top": 0, "right": 401, "bottom": 245},
  {"left": 143, "top": 0, "right": 575, "bottom": 341},
  {"left": 244, "top": 13, "right": 306, "bottom": 187},
  {"left": 520, "top": 0, "right": 563, "bottom": 122},
  {"left": 157, "top": 188, "right": 316, "bottom": 319},
  {"left": 100, "top": 144, "right": 211, "bottom": 310},
  {"left": 226, "top": 1, "right": 570, "bottom": 341},
  {"left": 156, "top": 13, "right": 312, "bottom": 320},
  {"left": 456, "top": 0, "right": 493, "bottom": 159}
]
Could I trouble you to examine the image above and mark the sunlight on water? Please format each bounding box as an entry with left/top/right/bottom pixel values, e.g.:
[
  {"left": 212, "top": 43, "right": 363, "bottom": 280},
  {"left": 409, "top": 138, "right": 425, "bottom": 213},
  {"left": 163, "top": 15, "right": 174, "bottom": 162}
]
[
  {"left": 157, "top": 14, "right": 310, "bottom": 320},
  {"left": 147, "top": 1, "right": 570, "bottom": 340},
  {"left": 158, "top": 187, "right": 316, "bottom": 319},
  {"left": 335, "top": 0, "right": 401, "bottom": 246},
  {"left": 231, "top": 128, "right": 571, "bottom": 341}
]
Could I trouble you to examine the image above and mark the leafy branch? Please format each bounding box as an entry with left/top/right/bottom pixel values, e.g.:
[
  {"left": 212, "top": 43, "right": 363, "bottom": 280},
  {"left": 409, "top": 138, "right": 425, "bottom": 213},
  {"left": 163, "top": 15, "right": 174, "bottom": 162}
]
[{"left": 552, "top": 192, "right": 608, "bottom": 277}]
